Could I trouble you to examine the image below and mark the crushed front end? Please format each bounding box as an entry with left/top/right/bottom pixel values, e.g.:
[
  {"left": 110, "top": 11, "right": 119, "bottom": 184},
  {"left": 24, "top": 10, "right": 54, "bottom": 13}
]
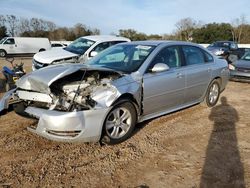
[{"left": 0, "top": 64, "right": 141, "bottom": 142}]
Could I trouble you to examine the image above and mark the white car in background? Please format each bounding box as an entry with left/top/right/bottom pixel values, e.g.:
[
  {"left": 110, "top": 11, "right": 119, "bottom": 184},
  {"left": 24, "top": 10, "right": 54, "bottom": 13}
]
[
  {"left": 0, "top": 37, "right": 51, "bottom": 57},
  {"left": 51, "top": 41, "right": 72, "bottom": 48},
  {"left": 32, "top": 35, "right": 130, "bottom": 70}
]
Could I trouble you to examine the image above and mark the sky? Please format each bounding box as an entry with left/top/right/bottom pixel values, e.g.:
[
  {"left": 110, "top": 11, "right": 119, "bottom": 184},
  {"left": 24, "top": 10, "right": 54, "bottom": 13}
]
[{"left": 0, "top": 0, "right": 250, "bottom": 35}]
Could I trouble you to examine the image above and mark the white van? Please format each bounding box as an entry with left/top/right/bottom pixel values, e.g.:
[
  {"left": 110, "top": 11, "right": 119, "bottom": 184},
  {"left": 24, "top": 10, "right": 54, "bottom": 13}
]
[
  {"left": 32, "top": 35, "right": 130, "bottom": 70},
  {"left": 0, "top": 37, "right": 51, "bottom": 57}
]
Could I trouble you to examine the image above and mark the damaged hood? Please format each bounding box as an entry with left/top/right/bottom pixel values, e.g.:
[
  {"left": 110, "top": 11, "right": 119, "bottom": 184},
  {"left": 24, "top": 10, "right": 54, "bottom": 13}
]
[
  {"left": 16, "top": 64, "right": 122, "bottom": 94},
  {"left": 33, "top": 48, "right": 79, "bottom": 64}
]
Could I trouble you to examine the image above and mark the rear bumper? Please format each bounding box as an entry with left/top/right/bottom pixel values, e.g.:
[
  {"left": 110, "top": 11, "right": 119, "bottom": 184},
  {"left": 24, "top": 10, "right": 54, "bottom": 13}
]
[{"left": 25, "top": 106, "right": 111, "bottom": 143}]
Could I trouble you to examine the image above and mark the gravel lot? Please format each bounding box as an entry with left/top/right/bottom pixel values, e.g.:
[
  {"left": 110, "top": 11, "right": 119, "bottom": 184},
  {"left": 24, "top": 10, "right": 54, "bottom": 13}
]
[{"left": 0, "top": 58, "right": 250, "bottom": 187}]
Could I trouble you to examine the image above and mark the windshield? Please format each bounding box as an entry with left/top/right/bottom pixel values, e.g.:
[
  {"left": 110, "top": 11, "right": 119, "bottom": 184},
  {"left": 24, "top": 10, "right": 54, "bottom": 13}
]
[
  {"left": 87, "top": 44, "right": 155, "bottom": 73},
  {"left": 0, "top": 37, "right": 7, "bottom": 44},
  {"left": 241, "top": 52, "right": 250, "bottom": 61},
  {"left": 64, "top": 38, "right": 95, "bottom": 55}
]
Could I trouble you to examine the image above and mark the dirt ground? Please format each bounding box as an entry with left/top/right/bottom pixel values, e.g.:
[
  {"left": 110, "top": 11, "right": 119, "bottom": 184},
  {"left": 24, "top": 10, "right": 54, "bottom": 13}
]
[{"left": 0, "top": 58, "right": 250, "bottom": 187}]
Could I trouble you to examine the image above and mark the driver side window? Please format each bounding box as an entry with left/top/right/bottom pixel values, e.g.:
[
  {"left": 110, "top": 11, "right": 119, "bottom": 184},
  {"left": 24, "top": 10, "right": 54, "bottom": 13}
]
[
  {"left": 4, "top": 38, "right": 15, "bottom": 45},
  {"left": 148, "top": 46, "right": 181, "bottom": 71}
]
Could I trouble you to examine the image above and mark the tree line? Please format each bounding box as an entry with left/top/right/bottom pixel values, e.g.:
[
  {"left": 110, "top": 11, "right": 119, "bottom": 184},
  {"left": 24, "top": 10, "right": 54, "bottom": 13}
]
[
  {"left": 1, "top": 14, "right": 250, "bottom": 43},
  {"left": 0, "top": 15, "right": 100, "bottom": 41}
]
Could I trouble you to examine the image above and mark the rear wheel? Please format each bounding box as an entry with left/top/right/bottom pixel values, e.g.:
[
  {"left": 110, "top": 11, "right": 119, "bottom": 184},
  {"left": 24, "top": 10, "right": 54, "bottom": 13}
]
[
  {"left": 0, "top": 50, "right": 6, "bottom": 57},
  {"left": 203, "top": 80, "right": 220, "bottom": 107},
  {"left": 101, "top": 100, "right": 137, "bottom": 145}
]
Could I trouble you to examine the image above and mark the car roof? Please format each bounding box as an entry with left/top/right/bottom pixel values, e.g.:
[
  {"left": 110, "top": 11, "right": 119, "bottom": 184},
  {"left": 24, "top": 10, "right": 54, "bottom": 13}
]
[
  {"left": 213, "top": 41, "right": 235, "bottom": 43},
  {"left": 82, "top": 35, "right": 130, "bottom": 42},
  {"left": 121, "top": 40, "right": 202, "bottom": 47}
]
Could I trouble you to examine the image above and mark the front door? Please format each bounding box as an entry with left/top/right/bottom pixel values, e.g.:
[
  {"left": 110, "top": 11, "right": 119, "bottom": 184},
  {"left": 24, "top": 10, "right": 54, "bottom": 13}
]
[
  {"left": 143, "top": 46, "right": 185, "bottom": 116},
  {"left": 3, "top": 38, "right": 16, "bottom": 54}
]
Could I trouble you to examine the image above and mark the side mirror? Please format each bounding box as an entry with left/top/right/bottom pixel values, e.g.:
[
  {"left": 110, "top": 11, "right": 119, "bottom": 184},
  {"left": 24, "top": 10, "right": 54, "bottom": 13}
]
[
  {"left": 90, "top": 51, "right": 98, "bottom": 57},
  {"left": 151, "top": 63, "right": 169, "bottom": 73}
]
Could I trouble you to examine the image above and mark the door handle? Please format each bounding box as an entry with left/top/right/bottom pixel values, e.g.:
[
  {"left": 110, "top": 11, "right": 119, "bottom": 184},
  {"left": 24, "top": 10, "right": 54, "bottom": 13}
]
[
  {"left": 207, "top": 68, "right": 211, "bottom": 72},
  {"left": 176, "top": 72, "right": 183, "bottom": 78}
]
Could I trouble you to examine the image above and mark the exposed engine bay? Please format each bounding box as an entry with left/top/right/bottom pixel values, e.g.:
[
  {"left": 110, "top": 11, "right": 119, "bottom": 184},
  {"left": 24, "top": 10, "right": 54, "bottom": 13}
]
[{"left": 17, "top": 70, "right": 121, "bottom": 112}]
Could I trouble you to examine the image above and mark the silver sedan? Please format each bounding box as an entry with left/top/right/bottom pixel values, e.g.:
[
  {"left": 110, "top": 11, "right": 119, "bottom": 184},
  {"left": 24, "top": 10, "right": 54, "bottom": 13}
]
[{"left": 0, "top": 41, "right": 229, "bottom": 144}]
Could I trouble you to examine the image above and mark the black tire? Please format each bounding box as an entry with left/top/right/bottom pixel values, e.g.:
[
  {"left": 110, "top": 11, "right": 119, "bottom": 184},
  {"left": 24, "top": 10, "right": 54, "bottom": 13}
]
[
  {"left": 203, "top": 80, "right": 220, "bottom": 107},
  {"left": 101, "top": 100, "right": 137, "bottom": 145},
  {"left": 0, "top": 50, "right": 6, "bottom": 57},
  {"left": 39, "top": 48, "right": 45, "bottom": 52},
  {"left": 13, "top": 102, "right": 30, "bottom": 117}
]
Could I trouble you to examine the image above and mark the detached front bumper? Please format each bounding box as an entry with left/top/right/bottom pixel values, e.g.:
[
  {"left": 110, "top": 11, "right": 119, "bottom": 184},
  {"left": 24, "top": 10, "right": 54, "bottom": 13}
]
[
  {"left": 230, "top": 70, "right": 250, "bottom": 83},
  {"left": 25, "top": 106, "right": 111, "bottom": 143}
]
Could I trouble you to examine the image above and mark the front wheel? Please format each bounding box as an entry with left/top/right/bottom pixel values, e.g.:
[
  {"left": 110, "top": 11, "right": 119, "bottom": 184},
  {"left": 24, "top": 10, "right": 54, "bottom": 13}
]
[
  {"left": 203, "top": 80, "right": 220, "bottom": 107},
  {"left": 101, "top": 101, "right": 137, "bottom": 145},
  {"left": 0, "top": 50, "right": 6, "bottom": 57}
]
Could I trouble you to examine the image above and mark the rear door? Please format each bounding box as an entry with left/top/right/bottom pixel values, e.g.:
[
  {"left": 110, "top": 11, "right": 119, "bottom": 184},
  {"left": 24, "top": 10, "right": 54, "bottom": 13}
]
[
  {"left": 143, "top": 45, "right": 186, "bottom": 116},
  {"left": 181, "top": 45, "right": 213, "bottom": 104}
]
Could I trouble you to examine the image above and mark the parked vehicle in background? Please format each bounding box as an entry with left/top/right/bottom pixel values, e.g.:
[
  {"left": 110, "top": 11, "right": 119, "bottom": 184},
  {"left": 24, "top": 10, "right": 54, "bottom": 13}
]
[
  {"left": 32, "top": 35, "right": 130, "bottom": 70},
  {"left": 0, "top": 37, "right": 51, "bottom": 57},
  {"left": 207, "top": 41, "right": 241, "bottom": 64},
  {"left": 0, "top": 57, "right": 26, "bottom": 92},
  {"left": 229, "top": 51, "right": 250, "bottom": 82},
  {"left": 237, "top": 47, "right": 250, "bottom": 59},
  {"left": 0, "top": 41, "right": 229, "bottom": 144},
  {"left": 51, "top": 41, "right": 71, "bottom": 48},
  {"left": 207, "top": 41, "right": 238, "bottom": 56},
  {"left": 51, "top": 43, "right": 67, "bottom": 48}
]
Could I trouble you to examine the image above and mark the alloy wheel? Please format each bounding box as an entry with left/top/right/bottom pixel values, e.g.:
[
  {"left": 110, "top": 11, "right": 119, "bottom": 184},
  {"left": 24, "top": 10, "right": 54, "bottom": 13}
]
[{"left": 105, "top": 107, "right": 132, "bottom": 139}]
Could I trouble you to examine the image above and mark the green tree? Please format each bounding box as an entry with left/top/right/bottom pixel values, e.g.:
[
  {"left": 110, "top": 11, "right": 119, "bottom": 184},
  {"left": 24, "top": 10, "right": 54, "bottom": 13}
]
[
  {"left": 119, "top": 29, "right": 147, "bottom": 41},
  {"left": 192, "top": 23, "right": 233, "bottom": 43},
  {"left": 0, "top": 26, "right": 7, "bottom": 38}
]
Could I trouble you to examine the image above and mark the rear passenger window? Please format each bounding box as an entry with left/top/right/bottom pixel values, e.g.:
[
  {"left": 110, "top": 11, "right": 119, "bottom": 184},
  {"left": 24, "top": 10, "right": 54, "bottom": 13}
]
[{"left": 182, "top": 46, "right": 205, "bottom": 65}]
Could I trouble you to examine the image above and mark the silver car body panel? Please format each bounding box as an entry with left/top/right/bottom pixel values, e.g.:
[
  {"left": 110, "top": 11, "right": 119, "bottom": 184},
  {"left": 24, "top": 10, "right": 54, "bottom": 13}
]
[
  {"left": 25, "top": 106, "right": 111, "bottom": 142},
  {"left": 16, "top": 90, "right": 53, "bottom": 103},
  {"left": 0, "top": 89, "right": 16, "bottom": 111},
  {"left": 0, "top": 41, "right": 229, "bottom": 143},
  {"left": 17, "top": 63, "right": 88, "bottom": 94}
]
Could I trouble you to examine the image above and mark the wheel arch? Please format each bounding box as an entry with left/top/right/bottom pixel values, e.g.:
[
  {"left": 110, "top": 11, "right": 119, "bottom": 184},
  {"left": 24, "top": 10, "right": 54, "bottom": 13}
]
[
  {"left": 111, "top": 93, "right": 140, "bottom": 119},
  {"left": 101, "top": 94, "right": 138, "bottom": 145},
  {"left": 39, "top": 48, "right": 45, "bottom": 52},
  {"left": 213, "top": 76, "right": 222, "bottom": 91}
]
